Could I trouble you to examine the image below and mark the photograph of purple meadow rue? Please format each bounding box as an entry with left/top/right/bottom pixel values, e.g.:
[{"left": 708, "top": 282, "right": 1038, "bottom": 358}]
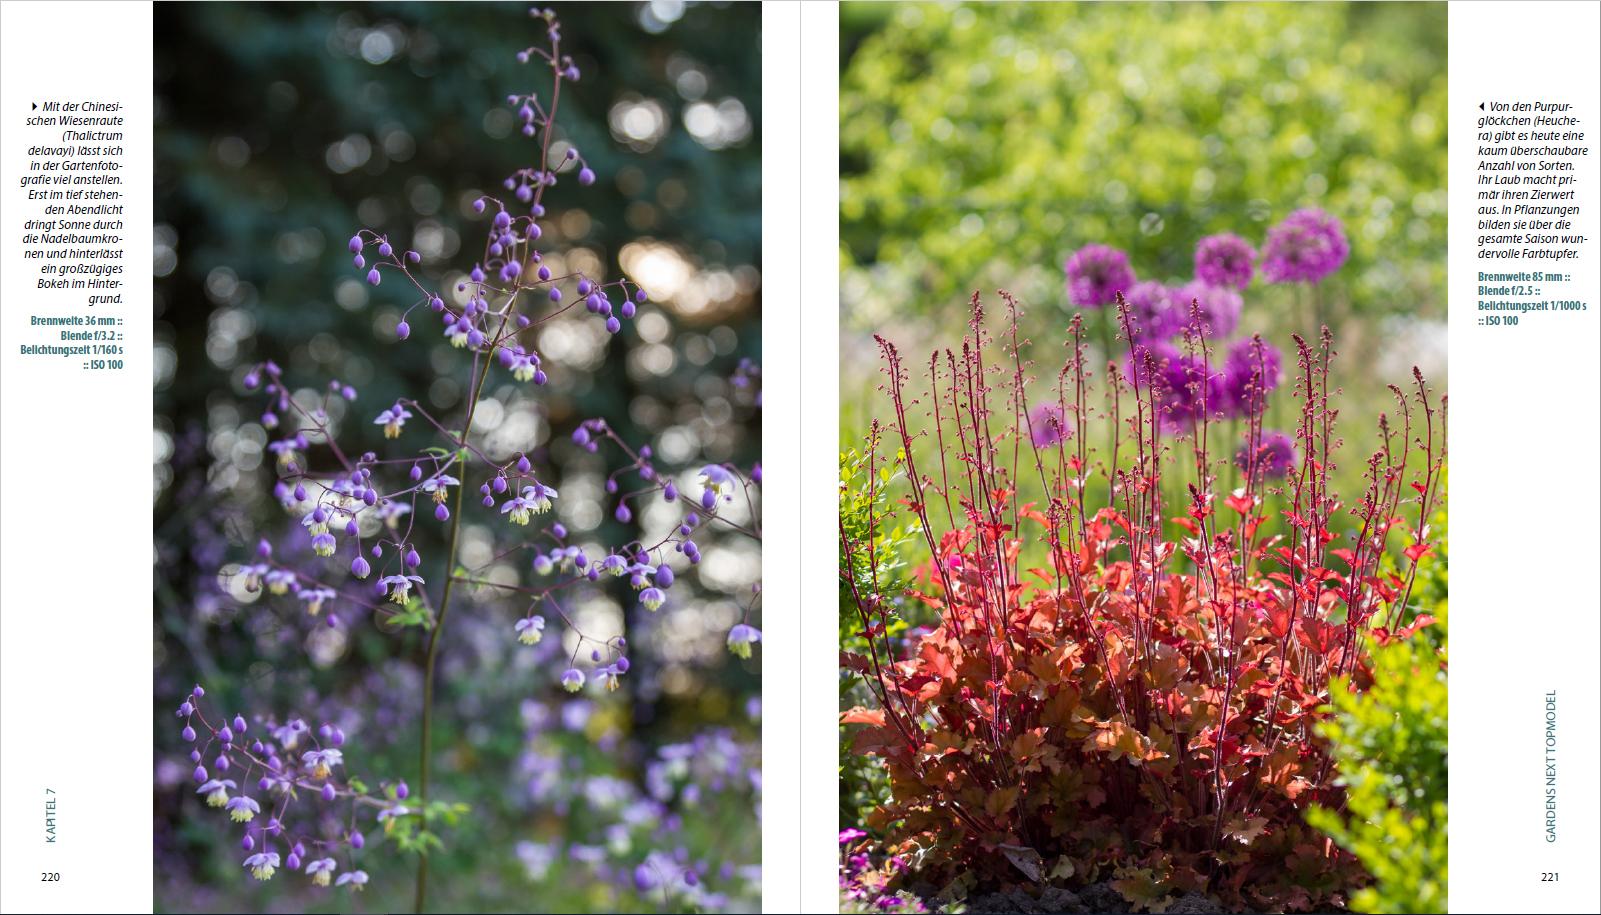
[{"left": 154, "top": 4, "right": 760, "bottom": 912}]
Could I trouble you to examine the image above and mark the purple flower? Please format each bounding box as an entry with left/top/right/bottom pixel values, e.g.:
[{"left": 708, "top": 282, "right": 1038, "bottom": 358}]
[
  {"left": 1194, "top": 233, "right": 1257, "bottom": 289},
  {"left": 225, "top": 795, "right": 260, "bottom": 823},
  {"left": 305, "top": 857, "right": 338, "bottom": 886},
  {"left": 639, "top": 587, "right": 666, "bottom": 611},
  {"left": 1026, "top": 403, "right": 1072, "bottom": 448},
  {"left": 197, "top": 778, "right": 237, "bottom": 807},
  {"left": 1122, "top": 339, "right": 1182, "bottom": 390},
  {"left": 1236, "top": 430, "right": 1298, "bottom": 478},
  {"left": 1223, "top": 337, "right": 1283, "bottom": 416},
  {"left": 1260, "top": 208, "right": 1349, "bottom": 284},
  {"left": 243, "top": 850, "right": 280, "bottom": 881},
  {"left": 514, "top": 615, "right": 547, "bottom": 645},
  {"left": 698, "top": 464, "right": 736, "bottom": 502},
  {"left": 502, "top": 482, "right": 557, "bottom": 525},
  {"left": 726, "top": 624, "right": 761, "bottom": 659},
  {"left": 1120, "top": 280, "right": 1182, "bottom": 341},
  {"left": 1156, "top": 354, "right": 1230, "bottom": 432},
  {"left": 1171, "top": 281, "right": 1242, "bottom": 339},
  {"left": 374, "top": 403, "right": 411, "bottom": 439},
  {"left": 302, "top": 748, "right": 344, "bottom": 778},
  {"left": 561, "top": 668, "right": 585, "bottom": 693},
  {"left": 1063, "top": 243, "right": 1135, "bottom": 309},
  {"left": 335, "top": 870, "right": 369, "bottom": 890}
]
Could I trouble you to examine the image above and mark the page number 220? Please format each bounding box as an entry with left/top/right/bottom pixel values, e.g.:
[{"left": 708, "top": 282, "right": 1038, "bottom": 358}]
[{"left": 40, "top": 873, "right": 60, "bottom": 882}]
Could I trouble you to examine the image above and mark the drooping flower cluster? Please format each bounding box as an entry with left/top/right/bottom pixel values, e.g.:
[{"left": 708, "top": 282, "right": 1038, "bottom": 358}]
[
  {"left": 177, "top": 684, "right": 396, "bottom": 891},
  {"left": 200, "top": 6, "right": 763, "bottom": 903}
]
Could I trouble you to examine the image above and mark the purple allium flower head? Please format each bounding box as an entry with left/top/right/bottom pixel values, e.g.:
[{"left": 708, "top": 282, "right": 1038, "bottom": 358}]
[
  {"left": 1158, "top": 354, "right": 1231, "bottom": 431},
  {"left": 1236, "top": 430, "right": 1298, "bottom": 479},
  {"left": 1260, "top": 208, "right": 1349, "bottom": 284},
  {"left": 1026, "top": 402, "right": 1072, "bottom": 448},
  {"left": 1223, "top": 337, "right": 1283, "bottom": 415},
  {"left": 1122, "top": 339, "right": 1182, "bottom": 389},
  {"left": 1120, "top": 280, "right": 1182, "bottom": 341},
  {"left": 1172, "top": 281, "right": 1242, "bottom": 339},
  {"left": 1194, "top": 233, "right": 1257, "bottom": 289},
  {"left": 1063, "top": 243, "right": 1136, "bottom": 309}
]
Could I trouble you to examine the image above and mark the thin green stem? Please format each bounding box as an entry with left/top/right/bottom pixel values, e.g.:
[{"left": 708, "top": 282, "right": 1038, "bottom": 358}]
[{"left": 412, "top": 357, "right": 493, "bottom": 914}]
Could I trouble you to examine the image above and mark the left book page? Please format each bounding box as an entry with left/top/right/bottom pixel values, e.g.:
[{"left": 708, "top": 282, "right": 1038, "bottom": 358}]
[{"left": 1, "top": 3, "right": 767, "bottom": 912}]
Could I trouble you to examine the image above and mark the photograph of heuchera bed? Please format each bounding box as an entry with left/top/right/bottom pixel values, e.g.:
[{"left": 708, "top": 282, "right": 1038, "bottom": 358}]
[
  {"left": 153, "top": 4, "right": 759, "bottom": 912},
  {"left": 838, "top": 4, "right": 1446, "bottom": 913}
]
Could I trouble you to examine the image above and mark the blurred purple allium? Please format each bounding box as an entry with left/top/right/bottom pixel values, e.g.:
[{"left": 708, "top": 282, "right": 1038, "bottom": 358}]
[
  {"left": 1194, "top": 233, "right": 1257, "bottom": 289},
  {"left": 1120, "top": 280, "right": 1182, "bottom": 341},
  {"left": 1236, "top": 431, "right": 1298, "bottom": 479},
  {"left": 1063, "top": 244, "right": 1135, "bottom": 309},
  {"left": 1260, "top": 208, "right": 1349, "bottom": 284},
  {"left": 1026, "top": 402, "right": 1072, "bottom": 448},
  {"left": 1223, "top": 337, "right": 1284, "bottom": 415},
  {"left": 1172, "top": 281, "right": 1242, "bottom": 339}
]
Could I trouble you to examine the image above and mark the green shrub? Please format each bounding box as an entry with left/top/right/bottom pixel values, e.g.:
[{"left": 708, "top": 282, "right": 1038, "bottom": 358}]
[{"left": 1310, "top": 602, "right": 1448, "bottom": 913}]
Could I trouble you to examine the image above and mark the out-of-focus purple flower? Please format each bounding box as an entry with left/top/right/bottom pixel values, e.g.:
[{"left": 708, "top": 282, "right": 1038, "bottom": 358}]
[
  {"left": 1120, "top": 280, "right": 1182, "bottom": 341},
  {"left": 1194, "top": 233, "right": 1257, "bottom": 289},
  {"left": 1122, "top": 339, "right": 1182, "bottom": 390},
  {"left": 1223, "top": 337, "right": 1283, "bottom": 415},
  {"left": 1063, "top": 244, "right": 1135, "bottom": 309},
  {"left": 1026, "top": 403, "right": 1072, "bottom": 448},
  {"left": 1236, "top": 431, "right": 1298, "bottom": 478},
  {"left": 1172, "top": 281, "right": 1242, "bottom": 339},
  {"left": 1158, "top": 354, "right": 1230, "bottom": 431},
  {"left": 1260, "top": 208, "right": 1349, "bottom": 284}
]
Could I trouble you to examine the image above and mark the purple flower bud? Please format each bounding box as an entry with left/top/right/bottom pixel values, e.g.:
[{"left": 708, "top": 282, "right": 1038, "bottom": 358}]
[
  {"left": 435, "top": 503, "right": 450, "bottom": 522},
  {"left": 367, "top": 268, "right": 381, "bottom": 286},
  {"left": 216, "top": 754, "right": 230, "bottom": 772},
  {"left": 192, "top": 764, "right": 208, "bottom": 784},
  {"left": 700, "top": 488, "right": 717, "bottom": 510},
  {"left": 348, "top": 234, "right": 363, "bottom": 253},
  {"left": 430, "top": 295, "right": 445, "bottom": 311},
  {"left": 286, "top": 852, "right": 301, "bottom": 871},
  {"left": 378, "top": 241, "right": 393, "bottom": 258},
  {"left": 178, "top": 701, "right": 193, "bottom": 716},
  {"left": 292, "top": 841, "right": 306, "bottom": 858},
  {"left": 182, "top": 725, "right": 196, "bottom": 742},
  {"left": 405, "top": 548, "right": 421, "bottom": 569},
  {"left": 243, "top": 370, "right": 260, "bottom": 389},
  {"left": 294, "top": 483, "right": 307, "bottom": 502},
  {"left": 656, "top": 564, "right": 675, "bottom": 587},
  {"left": 578, "top": 167, "right": 595, "bottom": 186},
  {"left": 322, "top": 783, "right": 336, "bottom": 802},
  {"left": 396, "top": 320, "right": 411, "bottom": 340},
  {"left": 242, "top": 833, "right": 255, "bottom": 851},
  {"left": 492, "top": 475, "right": 508, "bottom": 493},
  {"left": 614, "top": 503, "right": 632, "bottom": 523},
  {"left": 634, "top": 288, "right": 648, "bottom": 304},
  {"left": 351, "top": 556, "right": 371, "bottom": 579},
  {"left": 349, "top": 831, "right": 365, "bottom": 850},
  {"left": 219, "top": 726, "right": 234, "bottom": 744},
  {"left": 408, "top": 250, "right": 421, "bottom": 264},
  {"left": 473, "top": 198, "right": 486, "bottom": 213},
  {"left": 615, "top": 656, "right": 631, "bottom": 673},
  {"left": 258, "top": 776, "right": 271, "bottom": 791},
  {"left": 396, "top": 781, "right": 410, "bottom": 799},
  {"left": 353, "top": 253, "right": 365, "bottom": 269},
  {"left": 605, "top": 316, "right": 621, "bottom": 334},
  {"left": 411, "top": 463, "right": 424, "bottom": 481},
  {"left": 620, "top": 301, "right": 636, "bottom": 319},
  {"left": 233, "top": 715, "right": 247, "bottom": 734},
  {"left": 537, "top": 265, "right": 552, "bottom": 281}
]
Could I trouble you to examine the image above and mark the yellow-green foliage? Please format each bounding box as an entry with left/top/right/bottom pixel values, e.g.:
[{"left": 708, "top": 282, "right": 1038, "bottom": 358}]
[
  {"left": 1310, "top": 604, "right": 1448, "bottom": 914},
  {"left": 841, "top": 1, "right": 1447, "bottom": 328}
]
